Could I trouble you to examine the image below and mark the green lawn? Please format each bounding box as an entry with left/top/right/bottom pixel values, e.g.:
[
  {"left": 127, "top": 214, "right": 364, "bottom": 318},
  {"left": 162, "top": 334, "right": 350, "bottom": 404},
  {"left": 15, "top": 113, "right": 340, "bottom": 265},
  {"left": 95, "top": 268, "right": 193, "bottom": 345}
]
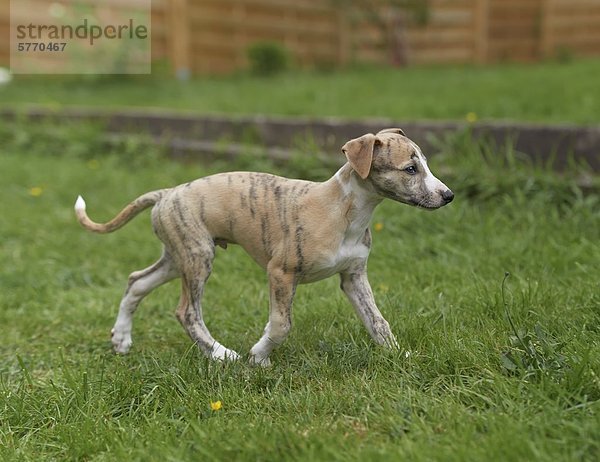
[
  {"left": 1, "top": 120, "right": 599, "bottom": 461},
  {"left": 1, "top": 59, "right": 600, "bottom": 124}
]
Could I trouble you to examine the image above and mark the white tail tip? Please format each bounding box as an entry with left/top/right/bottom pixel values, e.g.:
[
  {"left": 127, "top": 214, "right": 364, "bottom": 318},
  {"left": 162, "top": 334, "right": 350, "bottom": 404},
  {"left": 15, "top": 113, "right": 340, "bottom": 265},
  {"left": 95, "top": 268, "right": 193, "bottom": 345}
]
[{"left": 74, "top": 195, "right": 86, "bottom": 212}]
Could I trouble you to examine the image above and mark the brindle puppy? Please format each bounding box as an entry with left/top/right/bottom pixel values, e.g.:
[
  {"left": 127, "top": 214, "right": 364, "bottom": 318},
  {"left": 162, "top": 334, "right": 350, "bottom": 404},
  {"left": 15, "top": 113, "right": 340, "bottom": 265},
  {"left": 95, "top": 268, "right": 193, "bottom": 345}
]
[{"left": 75, "top": 128, "right": 453, "bottom": 365}]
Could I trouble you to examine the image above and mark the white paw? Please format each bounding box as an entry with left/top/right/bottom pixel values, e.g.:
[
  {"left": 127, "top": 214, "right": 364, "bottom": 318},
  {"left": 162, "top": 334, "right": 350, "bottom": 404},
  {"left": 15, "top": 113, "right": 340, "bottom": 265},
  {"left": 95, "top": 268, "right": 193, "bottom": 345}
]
[
  {"left": 111, "top": 328, "right": 132, "bottom": 354},
  {"left": 373, "top": 331, "right": 399, "bottom": 349},
  {"left": 211, "top": 344, "right": 240, "bottom": 362},
  {"left": 249, "top": 355, "right": 272, "bottom": 367},
  {"left": 385, "top": 335, "right": 400, "bottom": 350}
]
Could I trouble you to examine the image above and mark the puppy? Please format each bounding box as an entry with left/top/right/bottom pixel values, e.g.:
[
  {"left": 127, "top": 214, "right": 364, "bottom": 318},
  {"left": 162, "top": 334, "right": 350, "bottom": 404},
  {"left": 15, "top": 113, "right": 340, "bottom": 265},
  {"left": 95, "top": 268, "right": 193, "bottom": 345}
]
[{"left": 75, "top": 128, "right": 453, "bottom": 365}]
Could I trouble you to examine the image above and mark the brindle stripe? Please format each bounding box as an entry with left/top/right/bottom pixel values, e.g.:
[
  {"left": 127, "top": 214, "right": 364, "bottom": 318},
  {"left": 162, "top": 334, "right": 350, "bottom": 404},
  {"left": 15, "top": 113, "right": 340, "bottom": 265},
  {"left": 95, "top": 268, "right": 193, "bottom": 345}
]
[
  {"left": 294, "top": 224, "right": 305, "bottom": 273},
  {"left": 199, "top": 196, "right": 207, "bottom": 223}
]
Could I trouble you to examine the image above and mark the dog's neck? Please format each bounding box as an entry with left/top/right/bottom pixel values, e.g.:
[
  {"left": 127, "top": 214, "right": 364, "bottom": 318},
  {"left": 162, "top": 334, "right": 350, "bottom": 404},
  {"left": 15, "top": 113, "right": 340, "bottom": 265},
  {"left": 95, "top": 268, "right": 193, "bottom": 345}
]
[
  {"left": 332, "top": 163, "right": 382, "bottom": 203},
  {"left": 329, "top": 163, "right": 383, "bottom": 235}
]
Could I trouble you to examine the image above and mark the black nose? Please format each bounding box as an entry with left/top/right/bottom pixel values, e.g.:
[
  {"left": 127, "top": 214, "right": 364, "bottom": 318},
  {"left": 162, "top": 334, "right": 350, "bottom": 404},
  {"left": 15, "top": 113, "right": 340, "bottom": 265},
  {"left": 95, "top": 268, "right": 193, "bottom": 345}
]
[{"left": 441, "top": 189, "right": 454, "bottom": 203}]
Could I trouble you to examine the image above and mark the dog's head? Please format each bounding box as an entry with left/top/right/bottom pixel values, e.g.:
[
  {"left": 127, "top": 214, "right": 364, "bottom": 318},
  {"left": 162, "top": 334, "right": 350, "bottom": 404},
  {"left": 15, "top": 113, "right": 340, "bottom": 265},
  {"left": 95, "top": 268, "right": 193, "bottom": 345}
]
[{"left": 342, "top": 128, "right": 454, "bottom": 209}]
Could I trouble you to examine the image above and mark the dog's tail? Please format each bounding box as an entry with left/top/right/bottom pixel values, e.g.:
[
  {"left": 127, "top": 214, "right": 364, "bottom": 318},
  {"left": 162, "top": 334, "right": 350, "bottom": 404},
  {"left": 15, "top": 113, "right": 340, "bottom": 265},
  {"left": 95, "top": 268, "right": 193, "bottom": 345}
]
[{"left": 74, "top": 189, "right": 169, "bottom": 234}]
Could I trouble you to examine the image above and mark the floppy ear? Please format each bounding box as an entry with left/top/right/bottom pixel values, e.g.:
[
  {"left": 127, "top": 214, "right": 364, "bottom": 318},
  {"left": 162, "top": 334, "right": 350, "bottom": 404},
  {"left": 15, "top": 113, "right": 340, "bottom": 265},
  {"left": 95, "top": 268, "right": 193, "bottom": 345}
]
[
  {"left": 377, "top": 127, "right": 406, "bottom": 137},
  {"left": 341, "top": 133, "right": 379, "bottom": 179}
]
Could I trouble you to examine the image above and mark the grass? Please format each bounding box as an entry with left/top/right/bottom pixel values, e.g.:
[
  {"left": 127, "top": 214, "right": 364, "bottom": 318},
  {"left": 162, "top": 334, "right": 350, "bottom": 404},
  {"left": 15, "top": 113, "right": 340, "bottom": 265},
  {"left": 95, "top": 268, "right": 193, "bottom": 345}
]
[
  {"left": 1, "top": 59, "right": 600, "bottom": 124},
  {"left": 1, "top": 120, "right": 599, "bottom": 461}
]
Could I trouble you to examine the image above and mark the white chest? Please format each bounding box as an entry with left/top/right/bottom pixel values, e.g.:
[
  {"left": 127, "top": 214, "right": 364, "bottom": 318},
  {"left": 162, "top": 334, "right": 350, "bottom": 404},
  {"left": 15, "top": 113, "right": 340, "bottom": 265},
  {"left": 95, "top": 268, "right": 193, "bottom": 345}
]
[
  {"left": 300, "top": 233, "right": 371, "bottom": 284},
  {"left": 298, "top": 170, "right": 378, "bottom": 284}
]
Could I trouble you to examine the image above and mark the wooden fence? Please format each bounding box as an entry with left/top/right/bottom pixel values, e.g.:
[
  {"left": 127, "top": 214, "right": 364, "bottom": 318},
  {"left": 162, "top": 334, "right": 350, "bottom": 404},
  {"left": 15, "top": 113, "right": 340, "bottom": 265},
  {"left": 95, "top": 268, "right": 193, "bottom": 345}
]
[{"left": 1, "top": 0, "right": 599, "bottom": 75}]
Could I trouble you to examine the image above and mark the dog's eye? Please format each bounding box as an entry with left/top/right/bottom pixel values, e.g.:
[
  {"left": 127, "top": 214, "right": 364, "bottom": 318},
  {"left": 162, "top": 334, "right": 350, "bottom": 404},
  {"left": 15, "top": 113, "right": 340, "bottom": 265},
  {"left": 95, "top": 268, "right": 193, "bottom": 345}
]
[{"left": 404, "top": 166, "right": 417, "bottom": 175}]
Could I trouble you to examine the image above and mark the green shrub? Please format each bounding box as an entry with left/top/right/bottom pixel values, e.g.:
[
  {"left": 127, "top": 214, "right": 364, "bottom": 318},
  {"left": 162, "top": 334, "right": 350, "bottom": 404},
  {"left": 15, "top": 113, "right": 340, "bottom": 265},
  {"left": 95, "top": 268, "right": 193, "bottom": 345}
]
[{"left": 247, "top": 41, "right": 290, "bottom": 76}]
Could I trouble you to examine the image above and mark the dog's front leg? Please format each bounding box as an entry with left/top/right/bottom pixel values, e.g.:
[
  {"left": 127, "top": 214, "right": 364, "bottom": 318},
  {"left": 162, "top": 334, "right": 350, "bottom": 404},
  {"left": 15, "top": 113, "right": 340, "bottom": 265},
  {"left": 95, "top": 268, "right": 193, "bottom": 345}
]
[
  {"left": 249, "top": 267, "right": 297, "bottom": 367},
  {"left": 340, "top": 271, "right": 398, "bottom": 348}
]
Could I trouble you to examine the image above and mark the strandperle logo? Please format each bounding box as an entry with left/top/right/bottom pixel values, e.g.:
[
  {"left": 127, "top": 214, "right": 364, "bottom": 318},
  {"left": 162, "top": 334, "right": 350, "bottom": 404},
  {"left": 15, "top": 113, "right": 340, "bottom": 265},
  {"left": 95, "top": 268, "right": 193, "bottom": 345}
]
[
  {"left": 16, "top": 18, "right": 149, "bottom": 46},
  {"left": 10, "top": 0, "right": 151, "bottom": 74}
]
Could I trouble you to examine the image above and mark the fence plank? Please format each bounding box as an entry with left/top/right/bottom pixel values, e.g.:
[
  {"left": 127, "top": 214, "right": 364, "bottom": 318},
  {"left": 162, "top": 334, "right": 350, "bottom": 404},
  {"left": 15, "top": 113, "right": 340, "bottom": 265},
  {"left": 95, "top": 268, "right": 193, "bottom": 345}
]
[
  {"left": 169, "top": 0, "right": 191, "bottom": 78},
  {"left": 543, "top": 0, "right": 600, "bottom": 58}
]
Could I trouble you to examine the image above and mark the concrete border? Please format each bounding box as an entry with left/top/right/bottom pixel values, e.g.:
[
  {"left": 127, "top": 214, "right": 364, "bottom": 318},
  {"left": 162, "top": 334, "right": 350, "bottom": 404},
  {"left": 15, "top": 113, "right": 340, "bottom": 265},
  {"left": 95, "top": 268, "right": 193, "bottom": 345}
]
[{"left": 2, "top": 107, "right": 598, "bottom": 170}]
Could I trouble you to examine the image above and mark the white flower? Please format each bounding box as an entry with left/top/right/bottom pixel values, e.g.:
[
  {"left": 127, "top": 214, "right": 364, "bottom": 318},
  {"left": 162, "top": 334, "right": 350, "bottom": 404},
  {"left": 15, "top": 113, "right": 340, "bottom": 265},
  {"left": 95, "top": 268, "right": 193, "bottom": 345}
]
[{"left": 0, "top": 68, "right": 12, "bottom": 85}]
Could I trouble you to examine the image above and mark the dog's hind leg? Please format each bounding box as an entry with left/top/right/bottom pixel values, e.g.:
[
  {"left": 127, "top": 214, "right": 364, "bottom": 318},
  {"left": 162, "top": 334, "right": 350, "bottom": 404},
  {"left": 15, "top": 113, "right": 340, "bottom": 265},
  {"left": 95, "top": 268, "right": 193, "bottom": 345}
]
[
  {"left": 111, "top": 250, "right": 178, "bottom": 354},
  {"left": 175, "top": 241, "right": 240, "bottom": 362}
]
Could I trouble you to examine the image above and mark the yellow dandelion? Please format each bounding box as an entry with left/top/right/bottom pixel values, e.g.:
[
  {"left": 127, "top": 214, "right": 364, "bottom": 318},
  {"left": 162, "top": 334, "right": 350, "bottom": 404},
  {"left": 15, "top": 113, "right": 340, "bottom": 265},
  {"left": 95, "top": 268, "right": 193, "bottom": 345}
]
[
  {"left": 466, "top": 112, "right": 478, "bottom": 123},
  {"left": 29, "top": 186, "right": 43, "bottom": 197},
  {"left": 374, "top": 222, "right": 384, "bottom": 232},
  {"left": 87, "top": 159, "right": 99, "bottom": 170},
  {"left": 377, "top": 283, "right": 389, "bottom": 293},
  {"left": 210, "top": 400, "right": 222, "bottom": 411}
]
